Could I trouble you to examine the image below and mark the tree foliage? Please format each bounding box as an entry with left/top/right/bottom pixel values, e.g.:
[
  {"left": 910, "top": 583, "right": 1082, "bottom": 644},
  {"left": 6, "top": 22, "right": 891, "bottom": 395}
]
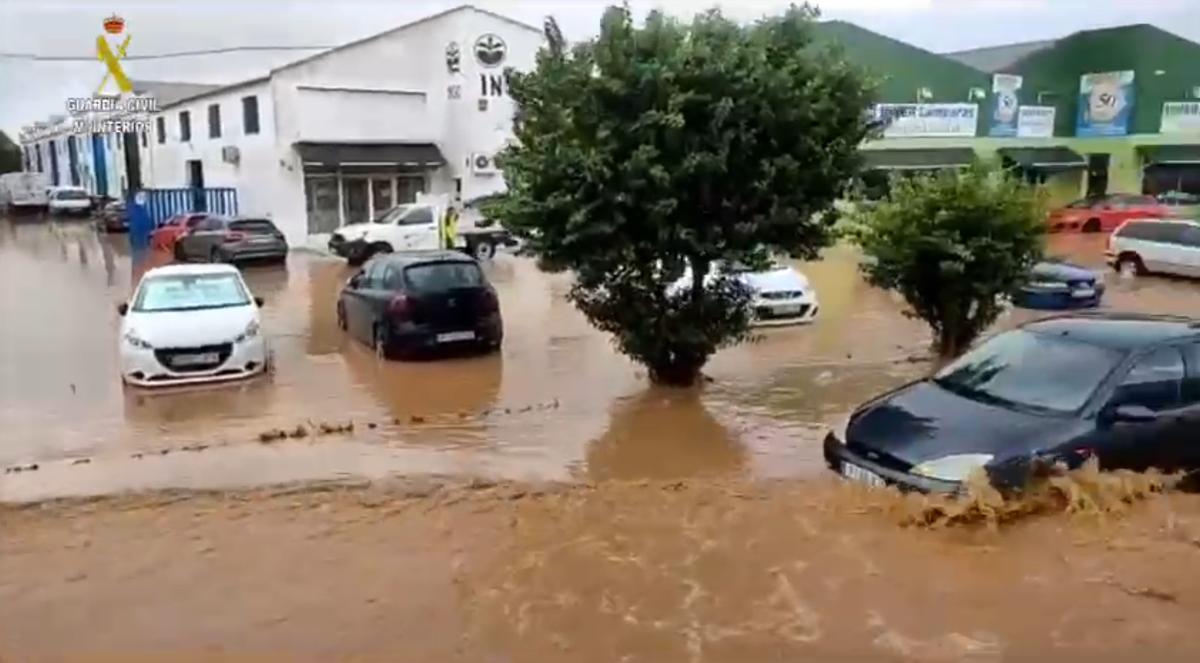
[
  {"left": 491, "top": 4, "right": 876, "bottom": 385},
  {"left": 849, "top": 165, "right": 1046, "bottom": 359},
  {"left": 0, "top": 131, "right": 22, "bottom": 174}
]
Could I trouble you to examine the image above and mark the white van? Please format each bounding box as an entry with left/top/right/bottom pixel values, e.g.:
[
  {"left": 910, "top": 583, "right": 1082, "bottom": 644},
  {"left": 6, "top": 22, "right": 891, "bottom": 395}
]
[
  {"left": 0, "top": 172, "right": 50, "bottom": 211},
  {"left": 1107, "top": 218, "right": 1200, "bottom": 278}
]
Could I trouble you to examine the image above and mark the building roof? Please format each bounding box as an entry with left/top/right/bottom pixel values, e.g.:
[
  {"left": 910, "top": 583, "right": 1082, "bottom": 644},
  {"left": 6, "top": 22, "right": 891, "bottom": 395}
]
[
  {"left": 131, "top": 80, "right": 223, "bottom": 108},
  {"left": 1024, "top": 313, "right": 1200, "bottom": 350},
  {"left": 146, "top": 5, "right": 540, "bottom": 113},
  {"left": 943, "top": 40, "right": 1056, "bottom": 73},
  {"left": 813, "top": 21, "right": 989, "bottom": 105}
]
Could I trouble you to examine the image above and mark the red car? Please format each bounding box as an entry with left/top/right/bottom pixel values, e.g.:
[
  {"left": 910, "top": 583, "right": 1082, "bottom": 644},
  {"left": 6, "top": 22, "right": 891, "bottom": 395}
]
[
  {"left": 151, "top": 213, "right": 211, "bottom": 251},
  {"left": 1047, "top": 194, "right": 1172, "bottom": 234}
]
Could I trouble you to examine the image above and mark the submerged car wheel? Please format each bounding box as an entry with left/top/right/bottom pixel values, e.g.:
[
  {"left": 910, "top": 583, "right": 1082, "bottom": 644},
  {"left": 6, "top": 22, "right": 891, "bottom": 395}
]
[
  {"left": 1082, "top": 218, "right": 1101, "bottom": 233},
  {"left": 1116, "top": 253, "right": 1146, "bottom": 277},
  {"left": 472, "top": 239, "right": 496, "bottom": 261},
  {"left": 373, "top": 324, "right": 390, "bottom": 360},
  {"left": 336, "top": 303, "right": 347, "bottom": 331}
]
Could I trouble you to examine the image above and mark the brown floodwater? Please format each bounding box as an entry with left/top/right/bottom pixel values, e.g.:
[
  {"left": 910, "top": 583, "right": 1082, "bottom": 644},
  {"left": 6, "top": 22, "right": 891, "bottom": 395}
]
[{"left": 3, "top": 218, "right": 1200, "bottom": 500}]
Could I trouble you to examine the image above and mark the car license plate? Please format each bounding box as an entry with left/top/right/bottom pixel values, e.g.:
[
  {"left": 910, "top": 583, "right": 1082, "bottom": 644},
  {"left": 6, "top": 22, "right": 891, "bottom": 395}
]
[
  {"left": 436, "top": 331, "right": 475, "bottom": 343},
  {"left": 772, "top": 304, "right": 802, "bottom": 315},
  {"left": 171, "top": 352, "right": 219, "bottom": 366},
  {"left": 841, "top": 462, "right": 886, "bottom": 488},
  {"left": 1071, "top": 287, "right": 1095, "bottom": 298}
]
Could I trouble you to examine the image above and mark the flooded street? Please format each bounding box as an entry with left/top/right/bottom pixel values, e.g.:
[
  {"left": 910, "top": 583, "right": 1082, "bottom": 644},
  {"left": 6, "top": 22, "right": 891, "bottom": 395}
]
[
  {"left": 5, "top": 217, "right": 1200, "bottom": 660},
  {"left": 5, "top": 218, "right": 1200, "bottom": 500}
]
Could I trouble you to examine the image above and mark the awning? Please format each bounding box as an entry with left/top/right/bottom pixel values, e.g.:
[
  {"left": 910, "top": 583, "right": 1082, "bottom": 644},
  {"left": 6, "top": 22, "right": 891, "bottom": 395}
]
[
  {"left": 997, "top": 146, "right": 1086, "bottom": 172},
  {"left": 295, "top": 142, "right": 445, "bottom": 168},
  {"left": 1139, "top": 144, "right": 1200, "bottom": 166},
  {"left": 860, "top": 148, "right": 976, "bottom": 171}
]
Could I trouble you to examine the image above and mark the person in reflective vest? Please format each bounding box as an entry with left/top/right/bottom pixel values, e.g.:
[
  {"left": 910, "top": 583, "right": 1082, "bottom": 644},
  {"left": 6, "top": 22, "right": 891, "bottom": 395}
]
[{"left": 441, "top": 206, "right": 459, "bottom": 250}]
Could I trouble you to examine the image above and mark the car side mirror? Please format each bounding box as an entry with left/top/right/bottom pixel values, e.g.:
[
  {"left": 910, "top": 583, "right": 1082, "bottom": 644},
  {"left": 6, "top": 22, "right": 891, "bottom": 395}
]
[
  {"left": 254, "top": 296, "right": 265, "bottom": 307},
  {"left": 116, "top": 303, "right": 128, "bottom": 316},
  {"left": 1111, "top": 404, "right": 1158, "bottom": 423}
]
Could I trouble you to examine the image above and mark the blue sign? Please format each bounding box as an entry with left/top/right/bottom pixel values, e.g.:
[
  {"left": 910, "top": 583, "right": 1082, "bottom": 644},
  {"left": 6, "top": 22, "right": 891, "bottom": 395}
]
[{"left": 1076, "top": 71, "right": 1135, "bottom": 137}]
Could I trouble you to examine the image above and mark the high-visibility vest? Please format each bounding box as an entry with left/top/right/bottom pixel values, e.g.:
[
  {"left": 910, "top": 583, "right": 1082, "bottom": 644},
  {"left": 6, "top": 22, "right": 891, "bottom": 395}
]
[{"left": 442, "top": 208, "right": 459, "bottom": 249}]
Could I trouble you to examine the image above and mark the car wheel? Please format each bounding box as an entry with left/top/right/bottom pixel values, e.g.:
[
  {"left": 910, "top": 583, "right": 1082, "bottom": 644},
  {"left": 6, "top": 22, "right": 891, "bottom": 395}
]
[
  {"left": 173, "top": 242, "right": 187, "bottom": 262},
  {"left": 209, "top": 247, "right": 226, "bottom": 263},
  {"left": 1116, "top": 253, "right": 1146, "bottom": 277},
  {"left": 1082, "top": 218, "right": 1101, "bottom": 233},
  {"left": 369, "top": 242, "right": 393, "bottom": 259},
  {"left": 472, "top": 239, "right": 496, "bottom": 261}
]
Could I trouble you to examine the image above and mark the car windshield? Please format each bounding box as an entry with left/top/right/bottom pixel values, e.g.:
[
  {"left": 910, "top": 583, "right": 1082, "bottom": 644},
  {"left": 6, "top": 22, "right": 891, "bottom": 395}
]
[
  {"left": 375, "top": 204, "right": 415, "bottom": 224},
  {"left": 933, "top": 329, "right": 1124, "bottom": 414},
  {"left": 132, "top": 273, "right": 251, "bottom": 312},
  {"left": 404, "top": 261, "right": 484, "bottom": 292}
]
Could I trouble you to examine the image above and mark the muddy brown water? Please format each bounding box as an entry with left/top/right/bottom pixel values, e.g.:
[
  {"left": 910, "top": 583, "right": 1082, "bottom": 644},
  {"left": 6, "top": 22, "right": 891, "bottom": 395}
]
[
  {"left": 6, "top": 219, "right": 1200, "bottom": 660},
  {"left": 4, "top": 219, "right": 1200, "bottom": 500}
]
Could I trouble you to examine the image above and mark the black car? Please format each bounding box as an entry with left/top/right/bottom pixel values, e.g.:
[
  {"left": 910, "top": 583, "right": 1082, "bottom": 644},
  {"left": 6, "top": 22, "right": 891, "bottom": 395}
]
[
  {"left": 825, "top": 313, "right": 1200, "bottom": 493},
  {"left": 96, "top": 199, "right": 128, "bottom": 233},
  {"left": 175, "top": 216, "right": 288, "bottom": 264},
  {"left": 1012, "top": 260, "right": 1104, "bottom": 310},
  {"left": 336, "top": 251, "right": 502, "bottom": 358}
]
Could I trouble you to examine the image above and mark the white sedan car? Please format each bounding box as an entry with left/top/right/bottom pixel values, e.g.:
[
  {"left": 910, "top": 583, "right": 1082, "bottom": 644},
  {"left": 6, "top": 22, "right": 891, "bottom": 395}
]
[
  {"left": 118, "top": 264, "right": 269, "bottom": 388},
  {"left": 674, "top": 259, "right": 819, "bottom": 327}
]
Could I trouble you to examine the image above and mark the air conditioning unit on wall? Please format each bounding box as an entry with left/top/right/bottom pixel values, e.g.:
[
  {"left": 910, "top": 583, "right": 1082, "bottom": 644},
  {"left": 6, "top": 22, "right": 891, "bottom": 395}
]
[
  {"left": 221, "top": 145, "right": 240, "bottom": 164},
  {"left": 470, "top": 152, "right": 498, "bottom": 175}
]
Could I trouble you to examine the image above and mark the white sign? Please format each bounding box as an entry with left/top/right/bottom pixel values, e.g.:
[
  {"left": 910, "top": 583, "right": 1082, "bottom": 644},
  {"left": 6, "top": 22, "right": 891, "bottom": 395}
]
[
  {"left": 876, "top": 103, "right": 978, "bottom": 138},
  {"left": 1016, "top": 106, "right": 1056, "bottom": 138},
  {"left": 1161, "top": 101, "right": 1200, "bottom": 134}
]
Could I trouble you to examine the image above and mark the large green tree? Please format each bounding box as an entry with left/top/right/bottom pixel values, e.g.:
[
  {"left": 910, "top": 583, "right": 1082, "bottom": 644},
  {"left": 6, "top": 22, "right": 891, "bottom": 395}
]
[
  {"left": 0, "top": 131, "right": 23, "bottom": 174},
  {"left": 492, "top": 5, "right": 876, "bottom": 386},
  {"left": 849, "top": 164, "right": 1046, "bottom": 359}
]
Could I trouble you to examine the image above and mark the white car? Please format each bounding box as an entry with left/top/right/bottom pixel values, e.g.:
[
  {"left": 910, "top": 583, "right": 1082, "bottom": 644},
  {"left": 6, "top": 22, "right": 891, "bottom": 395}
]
[
  {"left": 118, "top": 264, "right": 269, "bottom": 388},
  {"left": 1107, "top": 218, "right": 1200, "bottom": 278},
  {"left": 47, "top": 186, "right": 93, "bottom": 215},
  {"left": 674, "top": 259, "right": 819, "bottom": 326}
]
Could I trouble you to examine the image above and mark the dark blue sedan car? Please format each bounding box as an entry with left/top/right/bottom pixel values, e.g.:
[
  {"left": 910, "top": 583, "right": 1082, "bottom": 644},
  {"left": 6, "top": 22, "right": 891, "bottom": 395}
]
[
  {"left": 825, "top": 313, "right": 1200, "bottom": 493},
  {"left": 1013, "top": 260, "right": 1104, "bottom": 310}
]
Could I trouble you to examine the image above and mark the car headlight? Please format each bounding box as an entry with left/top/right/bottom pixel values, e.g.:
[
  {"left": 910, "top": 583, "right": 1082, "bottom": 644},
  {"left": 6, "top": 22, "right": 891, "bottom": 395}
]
[
  {"left": 122, "top": 330, "right": 153, "bottom": 349},
  {"left": 235, "top": 320, "right": 260, "bottom": 343},
  {"left": 911, "top": 454, "right": 994, "bottom": 482}
]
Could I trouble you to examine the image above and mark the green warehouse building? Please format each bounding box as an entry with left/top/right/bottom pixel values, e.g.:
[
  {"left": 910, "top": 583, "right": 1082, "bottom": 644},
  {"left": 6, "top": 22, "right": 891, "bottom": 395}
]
[{"left": 819, "top": 22, "right": 1200, "bottom": 206}]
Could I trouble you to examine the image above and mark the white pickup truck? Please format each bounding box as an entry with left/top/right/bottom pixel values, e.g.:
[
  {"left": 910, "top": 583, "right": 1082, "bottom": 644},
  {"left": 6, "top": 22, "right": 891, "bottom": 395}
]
[{"left": 328, "top": 193, "right": 517, "bottom": 265}]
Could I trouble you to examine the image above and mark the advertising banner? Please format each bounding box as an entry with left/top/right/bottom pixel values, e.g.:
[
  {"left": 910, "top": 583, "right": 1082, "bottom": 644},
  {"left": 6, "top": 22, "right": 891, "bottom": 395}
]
[
  {"left": 1076, "top": 70, "right": 1135, "bottom": 137},
  {"left": 988, "top": 74, "right": 1023, "bottom": 137},
  {"left": 876, "top": 103, "right": 979, "bottom": 138},
  {"left": 1016, "top": 106, "right": 1056, "bottom": 138},
  {"left": 1160, "top": 101, "right": 1200, "bottom": 134}
]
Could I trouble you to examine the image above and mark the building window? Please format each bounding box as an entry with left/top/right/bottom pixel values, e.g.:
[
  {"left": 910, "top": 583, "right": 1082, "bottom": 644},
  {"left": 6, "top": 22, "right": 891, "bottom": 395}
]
[
  {"left": 207, "top": 103, "right": 221, "bottom": 139},
  {"left": 242, "top": 96, "right": 260, "bottom": 135},
  {"left": 179, "top": 111, "right": 191, "bottom": 142},
  {"left": 156, "top": 117, "right": 166, "bottom": 144},
  {"left": 140, "top": 131, "right": 147, "bottom": 148}
]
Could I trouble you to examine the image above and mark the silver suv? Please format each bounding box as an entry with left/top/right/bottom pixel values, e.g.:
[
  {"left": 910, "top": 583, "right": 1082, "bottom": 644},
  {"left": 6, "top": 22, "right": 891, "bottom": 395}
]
[{"left": 1107, "top": 218, "right": 1200, "bottom": 278}]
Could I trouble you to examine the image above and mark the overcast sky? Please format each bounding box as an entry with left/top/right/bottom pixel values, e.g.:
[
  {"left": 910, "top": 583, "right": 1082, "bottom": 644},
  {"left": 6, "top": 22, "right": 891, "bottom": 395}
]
[{"left": 2, "top": 0, "right": 1197, "bottom": 136}]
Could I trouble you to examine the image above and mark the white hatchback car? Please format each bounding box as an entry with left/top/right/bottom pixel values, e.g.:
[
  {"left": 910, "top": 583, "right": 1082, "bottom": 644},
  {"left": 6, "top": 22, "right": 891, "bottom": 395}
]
[
  {"left": 47, "top": 186, "right": 93, "bottom": 215},
  {"left": 675, "top": 259, "right": 819, "bottom": 326},
  {"left": 118, "top": 264, "right": 269, "bottom": 387}
]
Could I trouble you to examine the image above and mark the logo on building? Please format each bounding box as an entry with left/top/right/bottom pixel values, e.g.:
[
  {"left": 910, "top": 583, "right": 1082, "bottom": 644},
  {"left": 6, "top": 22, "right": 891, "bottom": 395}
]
[
  {"left": 96, "top": 14, "right": 133, "bottom": 95},
  {"left": 474, "top": 34, "right": 506, "bottom": 68},
  {"left": 445, "top": 41, "right": 461, "bottom": 74}
]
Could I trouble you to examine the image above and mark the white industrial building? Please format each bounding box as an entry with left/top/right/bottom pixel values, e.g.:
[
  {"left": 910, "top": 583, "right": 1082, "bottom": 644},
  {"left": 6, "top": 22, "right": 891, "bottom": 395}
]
[
  {"left": 19, "top": 5, "right": 542, "bottom": 244},
  {"left": 147, "top": 5, "right": 541, "bottom": 244}
]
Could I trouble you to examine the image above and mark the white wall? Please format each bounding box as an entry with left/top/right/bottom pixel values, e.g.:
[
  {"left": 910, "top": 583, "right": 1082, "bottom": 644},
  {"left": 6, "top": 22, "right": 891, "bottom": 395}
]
[{"left": 293, "top": 87, "right": 429, "bottom": 143}]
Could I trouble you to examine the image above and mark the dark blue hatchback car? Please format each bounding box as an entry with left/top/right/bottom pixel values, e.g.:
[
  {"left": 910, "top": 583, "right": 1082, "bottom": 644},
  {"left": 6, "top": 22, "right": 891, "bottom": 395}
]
[{"left": 825, "top": 313, "right": 1200, "bottom": 493}]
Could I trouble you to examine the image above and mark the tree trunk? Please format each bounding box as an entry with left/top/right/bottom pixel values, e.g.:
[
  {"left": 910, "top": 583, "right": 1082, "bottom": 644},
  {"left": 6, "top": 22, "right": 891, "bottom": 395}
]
[{"left": 648, "top": 358, "right": 705, "bottom": 387}]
